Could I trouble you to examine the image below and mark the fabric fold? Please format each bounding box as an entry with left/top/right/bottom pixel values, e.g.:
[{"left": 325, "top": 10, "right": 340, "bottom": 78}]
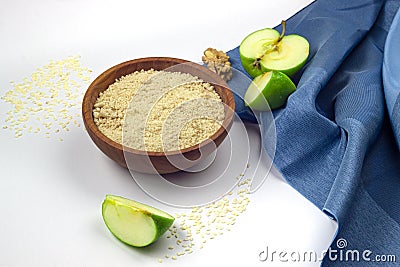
[
  {"left": 226, "top": 0, "right": 400, "bottom": 265},
  {"left": 383, "top": 4, "right": 400, "bottom": 148}
]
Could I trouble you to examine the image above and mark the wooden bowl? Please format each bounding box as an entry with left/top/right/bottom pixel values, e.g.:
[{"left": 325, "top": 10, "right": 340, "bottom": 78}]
[{"left": 82, "top": 57, "right": 235, "bottom": 174}]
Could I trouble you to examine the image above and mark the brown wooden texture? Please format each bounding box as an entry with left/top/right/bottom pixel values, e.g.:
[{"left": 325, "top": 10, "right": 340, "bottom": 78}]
[{"left": 82, "top": 57, "right": 235, "bottom": 174}]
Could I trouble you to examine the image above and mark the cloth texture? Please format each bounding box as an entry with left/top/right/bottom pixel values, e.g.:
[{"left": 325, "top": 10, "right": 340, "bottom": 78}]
[{"left": 227, "top": 0, "right": 400, "bottom": 265}]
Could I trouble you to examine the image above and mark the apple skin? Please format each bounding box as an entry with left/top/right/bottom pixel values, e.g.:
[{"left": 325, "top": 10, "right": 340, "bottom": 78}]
[
  {"left": 149, "top": 212, "right": 175, "bottom": 242},
  {"left": 240, "top": 53, "right": 264, "bottom": 78},
  {"left": 102, "top": 195, "right": 175, "bottom": 247},
  {"left": 245, "top": 71, "right": 296, "bottom": 111}
]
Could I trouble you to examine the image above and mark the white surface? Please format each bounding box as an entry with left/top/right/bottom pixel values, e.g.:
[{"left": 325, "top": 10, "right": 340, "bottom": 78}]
[{"left": 0, "top": 0, "right": 337, "bottom": 266}]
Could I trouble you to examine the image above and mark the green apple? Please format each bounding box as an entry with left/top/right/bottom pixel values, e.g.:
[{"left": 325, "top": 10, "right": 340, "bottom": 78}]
[
  {"left": 102, "top": 195, "right": 175, "bottom": 247},
  {"left": 244, "top": 71, "right": 296, "bottom": 111},
  {"left": 240, "top": 21, "right": 309, "bottom": 77},
  {"left": 240, "top": 28, "right": 281, "bottom": 78}
]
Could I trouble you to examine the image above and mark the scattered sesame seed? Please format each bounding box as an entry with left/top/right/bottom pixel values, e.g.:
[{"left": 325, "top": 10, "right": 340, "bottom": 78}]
[
  {"left": 1, "top": 56, "right": 91, "bottom": 140},
  {"left": 159, "top": 171, "right": 252, "bottom": 262}
]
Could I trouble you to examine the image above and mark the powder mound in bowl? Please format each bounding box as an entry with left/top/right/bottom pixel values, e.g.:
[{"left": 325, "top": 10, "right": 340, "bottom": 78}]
[{"left": 93, "top": 69, "right": 225, "bottom": 152}]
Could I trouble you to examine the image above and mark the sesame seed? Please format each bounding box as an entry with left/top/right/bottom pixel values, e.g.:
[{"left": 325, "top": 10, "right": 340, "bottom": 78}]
[
  {"left": 1, "top": 56, "right": 92, "bottom": 140},
  {"left": 163, "top": 170, "right": 252, "bottom": 260}
]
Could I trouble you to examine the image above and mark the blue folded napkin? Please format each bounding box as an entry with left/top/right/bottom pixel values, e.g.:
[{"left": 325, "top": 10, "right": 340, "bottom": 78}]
[{"left": 227, "top": 0, "right": 400, "bottom": 265}]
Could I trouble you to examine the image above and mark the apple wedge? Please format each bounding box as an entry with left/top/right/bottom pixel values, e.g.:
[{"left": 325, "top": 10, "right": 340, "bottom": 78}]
[
  {"left": 244, "top": 71, "right": 296, "bottom": 111},
  {"left": 102, "top": 195, "right": 175, "bottom": 247},
  {"left": 240, "top": 21, "right": 309, "bottom": 77}
]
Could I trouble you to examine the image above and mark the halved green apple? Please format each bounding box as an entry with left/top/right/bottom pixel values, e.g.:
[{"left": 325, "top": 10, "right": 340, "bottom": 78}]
[
  {"left": 240, "top": 28, "right": 281, "bottom": 78},
  {"left": 102, "top": 195, "right": 175, "bottom": 247},
  {"left": 244, "top": 71, "right": 296, "bottom": 111},
  {"left": 240, "top": 21, "right": 309, "bottom": 77}
]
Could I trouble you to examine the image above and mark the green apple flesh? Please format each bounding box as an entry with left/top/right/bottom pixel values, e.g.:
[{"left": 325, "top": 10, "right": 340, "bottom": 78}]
[
  {"left": 240, "top": 28, "right": 281, "bottom": 78},
  {"left": 259, "top": 35, "right": 309, "bottom": 76},
  {"left": 102, "top": 195, "right": 175, "bottom": 247},
  {"left": 240, "top": 21, "right": 309, "bottom": 77},
  {"left": 244, "top": 71, "right": 296, "bottom": 111}
]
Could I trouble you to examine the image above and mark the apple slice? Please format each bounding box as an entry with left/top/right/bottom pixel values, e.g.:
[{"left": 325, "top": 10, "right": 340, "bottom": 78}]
[
  {"left": 244, "top": 71, "right": 296, "bottom": 111},
  {"left": 240, "top": 21, "right": 309, "bottom": 77},
  {"left": 102, "top": 195, "right": 175, "bottom": 247}
]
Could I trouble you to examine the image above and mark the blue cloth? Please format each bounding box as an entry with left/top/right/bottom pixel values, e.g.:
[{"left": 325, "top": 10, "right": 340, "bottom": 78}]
[{"left": 227, "top": 0, "right": 400, "bottom": 265}]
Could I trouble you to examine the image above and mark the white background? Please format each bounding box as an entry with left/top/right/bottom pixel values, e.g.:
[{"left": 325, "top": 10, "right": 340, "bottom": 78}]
[{"left": 0, "top": 0, "right": 337, "bottom": 266}]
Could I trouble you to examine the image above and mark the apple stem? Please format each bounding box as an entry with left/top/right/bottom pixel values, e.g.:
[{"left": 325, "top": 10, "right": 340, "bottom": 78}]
[
  {"left": 277, "top": 20, "right": 286, "bottom": 43},
  {"left": 255, "top": 20, "right": 287, "bottom": 64}
]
